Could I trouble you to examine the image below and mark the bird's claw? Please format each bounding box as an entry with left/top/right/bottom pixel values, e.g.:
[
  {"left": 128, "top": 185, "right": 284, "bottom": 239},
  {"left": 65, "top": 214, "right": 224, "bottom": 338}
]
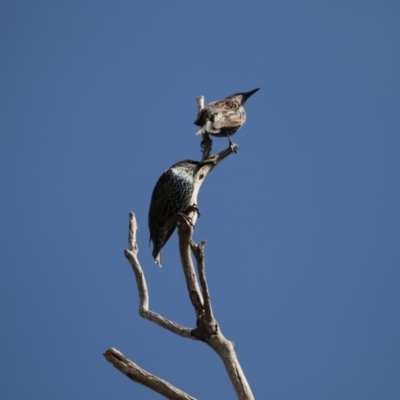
[
  {"left": 230, "top": 143, "right": 238, "bottom": 154},
  {"left": 186, "top": 204, "right": 201, "bottom": 218},
  {"left": 177, "top": 204, "right": 201, "bottom": 228},
  {"left": 176, "top": 213, "right": 195, "bottom": 227}
]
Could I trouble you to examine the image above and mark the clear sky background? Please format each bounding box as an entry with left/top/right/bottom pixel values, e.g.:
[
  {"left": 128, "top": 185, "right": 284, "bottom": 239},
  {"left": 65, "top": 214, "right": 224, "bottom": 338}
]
[{"left": 1, "top": 1, "right": 399, "bottom": 399}]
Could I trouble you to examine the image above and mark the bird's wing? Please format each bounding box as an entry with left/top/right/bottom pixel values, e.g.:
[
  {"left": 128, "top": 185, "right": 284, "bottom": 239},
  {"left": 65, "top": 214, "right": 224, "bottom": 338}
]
[
  {"left": 212, "top": 108, "right": 244, "bottom": 130},
  {"left": 161, "top": 225, "right": 176, "bottom": 249},
  {"left": 148, "top": 173, "right": 174, "bottom": 243},
  {"left": 194, "top": 99, "right": 223, "bottom": 126},
  {"left": 194, "top": 107, "right": 210, "bottom": 126}
]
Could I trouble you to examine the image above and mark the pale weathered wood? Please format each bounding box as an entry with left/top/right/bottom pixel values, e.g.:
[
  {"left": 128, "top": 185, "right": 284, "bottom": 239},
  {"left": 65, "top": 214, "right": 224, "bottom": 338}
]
[
  {"left": 104, "top": 348, "right": 196, "bottom": 400},
  {"left": 104, "top": 95, "right": 253, "bottom": 400},
  {"left": 124, "top": 213, "right": 195, "bottom": 339},
  {"left": 196, "top": 95, "right": 204, "bottom": 112},
  {"left": 190, "top": 240, "right": 213, "bottom": 320},
  {"left": 177, "top": 219, "right": 254, "bottom": 400}
]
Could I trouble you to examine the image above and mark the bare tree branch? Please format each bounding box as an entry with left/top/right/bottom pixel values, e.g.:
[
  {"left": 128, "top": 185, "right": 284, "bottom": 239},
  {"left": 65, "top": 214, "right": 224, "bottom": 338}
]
[
  {"left": 208, "top": 335, "right": 253, "bottom": 400},
  {"left": 124, "top": 213, "right": 196, "bottom": 339},
  {"left": 196, "top": 95, "right": 213, "bottom": 160},
  {"left": 176, "top": 132, "right": 237, "bottom": 316},
  {"left": 104, "top": 95, "right": 254, "bottom": 400},
  {"left": 177, "top": 219, "right": 204, "bottom": 315},
  {"left": 186, "top": 141, "right": 238, "bottom": 231},
  {"left": 196, "top": 95, "right": 204, "bottom": 111},
  {"left": 177, "top": 220, "right": 254, "bottom": 400},
  {"left": 104, "top": 214, "right": 197, "bottom": 399},
  {"left": 104, "top": 348, "right": 196, "bottom": 400},
  {"left": 190, "top": 240, "right": 213, "bottom": 320}
]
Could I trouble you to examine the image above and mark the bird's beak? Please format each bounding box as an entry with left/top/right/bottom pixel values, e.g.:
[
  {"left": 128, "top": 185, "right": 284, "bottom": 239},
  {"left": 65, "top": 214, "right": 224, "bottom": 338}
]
[{"left": 242, "top": 88, "right": 260, "bottom": 103}]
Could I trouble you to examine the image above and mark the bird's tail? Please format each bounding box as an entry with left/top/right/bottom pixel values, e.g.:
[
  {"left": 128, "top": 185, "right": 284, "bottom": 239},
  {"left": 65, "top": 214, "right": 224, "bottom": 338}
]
[{"left": 195, "top": 120, "right": 216, "bottom": 135}]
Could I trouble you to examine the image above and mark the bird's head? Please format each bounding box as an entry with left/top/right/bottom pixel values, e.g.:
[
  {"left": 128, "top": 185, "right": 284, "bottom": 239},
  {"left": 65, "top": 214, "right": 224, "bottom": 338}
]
[
  {"left": 171, "top": 160, "right": 199, "bottom": 169},
  {"left": 170, "top": 159, "right": 214, "bottom": 176},
  {"left": 227, "top": 87, "right": 260, "bottom": 105},
  {"left": 170, "top": 160, "right": 201, "bottom": 174}
]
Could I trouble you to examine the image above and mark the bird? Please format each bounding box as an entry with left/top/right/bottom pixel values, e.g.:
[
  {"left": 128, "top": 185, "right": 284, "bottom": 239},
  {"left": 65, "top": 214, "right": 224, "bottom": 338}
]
[
  {"left": 194, "top": 88, "right": 260, "bottom": 145},
  {"left": 148, "top": 159, "right": 203, "bottom": 266}
]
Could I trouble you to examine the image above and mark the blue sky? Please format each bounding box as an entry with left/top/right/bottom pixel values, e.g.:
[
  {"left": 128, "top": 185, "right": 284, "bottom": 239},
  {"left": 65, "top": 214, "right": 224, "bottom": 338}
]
[{"left": 1, "top": 1, "right": 400, "bottom": 399}]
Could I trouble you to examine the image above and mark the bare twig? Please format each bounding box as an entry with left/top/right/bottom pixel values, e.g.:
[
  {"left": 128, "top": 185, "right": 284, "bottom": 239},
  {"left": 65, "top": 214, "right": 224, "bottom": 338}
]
[
  {"left": 104, "top": 214, "right": 197, "bottom": 399},
  {"left": 196, "top": 95, "right": 204, "bottom": 112},
  {"left": 128, "top": 212, "right": 138, "bottom": 252},
  {"left": 177, "top": 219, "right": 204, "bottom": 316},
  {"left": 186, "top": 142, "right": 237, "bottom": 230},
  {"left": 124, "top": 213, "right": 195, "bottom": 339},
  {"left": 196, "top": 95, "right": 212, "bottom": 160},
  {"left": 104, "top": 348, "right": 196, "bottom": 400},
  {"left": 190, "top": 240, "right": 213, "bottom": 320}
]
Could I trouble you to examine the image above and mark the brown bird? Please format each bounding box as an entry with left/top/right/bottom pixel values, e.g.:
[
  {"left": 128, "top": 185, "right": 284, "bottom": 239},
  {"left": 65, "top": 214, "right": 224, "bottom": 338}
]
[{"left": 194, "top": 88, "right": 259, "bottom": 145}]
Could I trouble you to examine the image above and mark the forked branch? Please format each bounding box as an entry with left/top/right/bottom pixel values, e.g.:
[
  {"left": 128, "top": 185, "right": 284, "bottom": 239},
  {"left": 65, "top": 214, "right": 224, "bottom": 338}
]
[
  {"left": 124, "top": 213, "right": 195, "bottom": 339},
  {"left": 104, "top": 96, "right": 253, "bottom": 400}
]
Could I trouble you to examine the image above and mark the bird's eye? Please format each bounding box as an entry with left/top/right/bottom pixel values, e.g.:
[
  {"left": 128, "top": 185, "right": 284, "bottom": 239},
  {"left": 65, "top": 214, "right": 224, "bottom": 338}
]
[{"left": 228, "top": 101, "right": 239, "bottom": 109}]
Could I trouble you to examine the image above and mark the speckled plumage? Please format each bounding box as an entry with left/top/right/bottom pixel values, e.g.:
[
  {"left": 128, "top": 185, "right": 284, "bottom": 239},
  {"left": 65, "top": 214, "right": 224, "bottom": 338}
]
[
  {"left": 148, "top": 160, "right": 201, "bottom": 266},
  {"left": 194, "top": 88, "right": 259, "bottom": 144}
]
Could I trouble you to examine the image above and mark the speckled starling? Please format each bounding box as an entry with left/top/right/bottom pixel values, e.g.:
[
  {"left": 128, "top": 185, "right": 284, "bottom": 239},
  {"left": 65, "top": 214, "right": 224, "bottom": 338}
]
[
  {"left": 148, "top": 159, "right": 202, "bottom": 267},
  {"left": 194, "top": 88, "right": 260, "bottom": 145}
]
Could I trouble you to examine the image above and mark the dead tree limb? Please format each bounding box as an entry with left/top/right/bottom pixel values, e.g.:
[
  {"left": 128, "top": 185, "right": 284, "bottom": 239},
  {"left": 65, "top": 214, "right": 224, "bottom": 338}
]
[
  {"left": 104, "top": 348, "right": 196, "bottom": 400},
  {"left": 104, "top": 95, "right": 254, "bottom": 400},
  {"left": 177, "top": 220, "right": 254, "bottom": 400},
  {"left": 123, "top": 213, "right": 195, "bottom": 339}
]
